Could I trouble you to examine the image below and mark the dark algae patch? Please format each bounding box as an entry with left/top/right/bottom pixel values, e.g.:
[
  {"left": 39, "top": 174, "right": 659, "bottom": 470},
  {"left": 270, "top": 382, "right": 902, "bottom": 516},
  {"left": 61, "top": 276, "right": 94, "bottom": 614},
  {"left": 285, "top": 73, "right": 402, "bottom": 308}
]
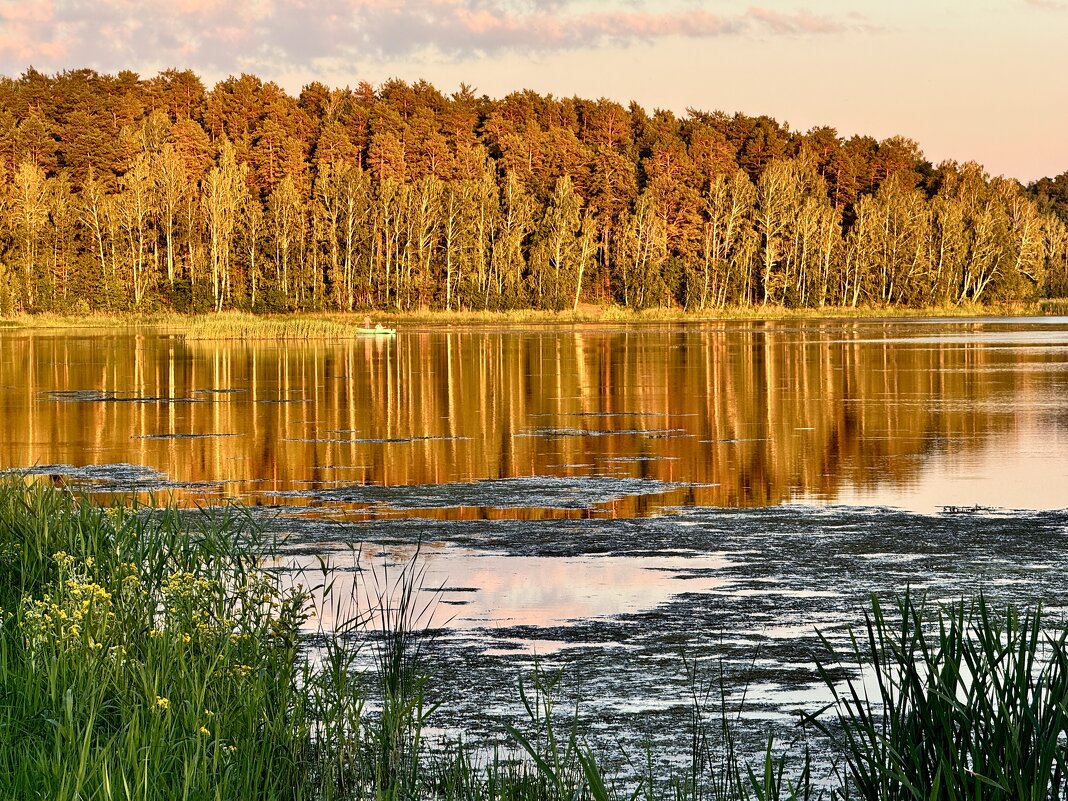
[
  {"left": 6, "top": 463, "right": 220, "bottom": 493},
  {"left": 284, "top": 434, "right": 473, "bottom": 444},
  {"left": 44, "top": 389, "right": 206, "bottom": 404},
  {"left": 261, "top": 503, "right": 1068, "bottom": 781},
  {"left": 131, "top": 433, "right": 241, "bottom": 440},
  {"left": 270, "top": 475, "right": 691, "bottom": 511},
  {"left": 516, "top": 427, "right": 691, "bottom": 439}
]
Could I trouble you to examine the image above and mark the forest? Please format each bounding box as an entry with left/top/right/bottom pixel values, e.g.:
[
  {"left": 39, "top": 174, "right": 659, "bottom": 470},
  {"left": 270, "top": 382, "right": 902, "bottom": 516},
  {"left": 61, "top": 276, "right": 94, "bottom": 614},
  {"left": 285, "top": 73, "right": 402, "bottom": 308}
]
[{"left": 1, "top": 67, "right": 1067, "bottom": 315}]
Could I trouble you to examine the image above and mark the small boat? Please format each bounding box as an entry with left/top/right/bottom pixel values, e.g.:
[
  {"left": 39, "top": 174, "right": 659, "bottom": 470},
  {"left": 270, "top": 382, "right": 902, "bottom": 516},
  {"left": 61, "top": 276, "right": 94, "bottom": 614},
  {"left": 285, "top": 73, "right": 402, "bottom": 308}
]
[{"left": 355, "top": 325, "right": 397, "bottom": 336}]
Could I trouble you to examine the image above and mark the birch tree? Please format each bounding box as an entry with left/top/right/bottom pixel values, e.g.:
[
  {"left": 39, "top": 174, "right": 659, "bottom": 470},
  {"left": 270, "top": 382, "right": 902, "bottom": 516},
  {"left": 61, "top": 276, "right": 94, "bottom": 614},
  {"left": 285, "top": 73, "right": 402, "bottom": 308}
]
[
  {"left": 11, "top": 159, "right": 48, "bottom": 309},
  {"left": 202, "top": 140, "right": 245, "bottom": 311}
]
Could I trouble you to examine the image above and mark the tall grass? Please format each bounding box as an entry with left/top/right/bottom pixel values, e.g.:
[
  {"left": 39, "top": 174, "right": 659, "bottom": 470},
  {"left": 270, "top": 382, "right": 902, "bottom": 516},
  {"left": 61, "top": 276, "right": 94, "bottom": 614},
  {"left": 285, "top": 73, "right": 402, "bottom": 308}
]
[
  {"left": 1038, "top": 298, "right": 1068, "bottom": 315},
  {"left": 181, "top": 312, "right": 367, "bottom": 340},
  {"left": 810, "top": 592, "right": 1068, "bottom": 799},
  {"left": 0, "top": 482, "right": 333, "bottom": 799},
  {"left": 0, "top": 311, "right": 181, "bottom": 329},
  {"left": 3, "top": 481, "right": 1066, "bottom": 799},
  {"left": 348, "top": 302, "right": 1052, "bottom": 326}
]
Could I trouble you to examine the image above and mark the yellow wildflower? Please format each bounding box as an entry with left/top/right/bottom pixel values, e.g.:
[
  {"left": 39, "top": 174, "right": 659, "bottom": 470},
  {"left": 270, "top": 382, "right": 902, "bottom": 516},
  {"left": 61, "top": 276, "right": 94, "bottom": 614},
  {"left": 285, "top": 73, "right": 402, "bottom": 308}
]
[
  {"left": 52, "top": 551, "right": 73, "bottom": 569},
  {"left": 155, "top": 696, "right": 170, "bottom": 710}
]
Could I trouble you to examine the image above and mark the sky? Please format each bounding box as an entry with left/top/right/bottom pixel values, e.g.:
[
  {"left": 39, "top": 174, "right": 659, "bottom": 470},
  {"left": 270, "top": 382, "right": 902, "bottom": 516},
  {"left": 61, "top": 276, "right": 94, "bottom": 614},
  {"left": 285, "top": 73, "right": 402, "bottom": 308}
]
[{"left": 0, "top": 0, "right": 1064, "bottom": 182}]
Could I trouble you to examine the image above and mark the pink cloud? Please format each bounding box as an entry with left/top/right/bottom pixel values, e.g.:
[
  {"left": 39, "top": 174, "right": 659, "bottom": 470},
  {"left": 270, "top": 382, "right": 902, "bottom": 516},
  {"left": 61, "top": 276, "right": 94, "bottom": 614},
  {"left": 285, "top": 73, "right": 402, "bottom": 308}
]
[
  {"left": 0, "top": 32, "right": 67, "bottom": 63},
  {"left": 573, "top": 11, "right": 738, "bottom": 40},
  {"left": 0, "top": 0, "right": 862, "bottom": 78},
  {"left": 0, "top": 3, "right": 54, "bottom": 24},
  {"left": 0, "top": 0, "right": 68, "bottom": 63},
  {"left": 169, "top": 0, "right": 227, "bottom": 13},
  {"left": 747, "top": 7, "right": 851, "bottom": 35},
  {"left": 456, "top": 9, "right": 504, "bottom": 36},
  {"left": 391, "top": 5, "right": 741, "bottom": 51}
]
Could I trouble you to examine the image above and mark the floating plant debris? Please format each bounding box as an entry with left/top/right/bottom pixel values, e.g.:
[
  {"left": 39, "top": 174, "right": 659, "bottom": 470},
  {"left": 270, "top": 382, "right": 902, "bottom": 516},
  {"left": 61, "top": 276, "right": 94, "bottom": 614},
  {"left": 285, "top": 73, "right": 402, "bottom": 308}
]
[
  {"left": 45, "top": 390, "right": 203, "bottom": 404},
  {"left": 283, "top": 435, "right": 473, "bottom": 444},
  {"left": 7, "top": 463, "right": 218, "bottom": 492},
  {"left": 270, "top": 475, "right": 690, "bottom": 510},
  {"left": 131, "top": 433, "right": 240, "bottom": 440},
  {"left": 516, "top": 427, "right": 690, "bottom": 438}
]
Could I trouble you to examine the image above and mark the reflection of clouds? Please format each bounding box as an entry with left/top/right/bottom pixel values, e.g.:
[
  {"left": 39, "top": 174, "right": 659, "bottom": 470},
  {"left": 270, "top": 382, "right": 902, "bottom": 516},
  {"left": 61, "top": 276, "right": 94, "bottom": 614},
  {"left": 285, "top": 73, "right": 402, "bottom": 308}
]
[
  {"left": 449, "top": 553, "right": 726, "bottom": 627},
  {"left": 0, "top": 0, "right": 862, "bottom": 75},
  {"left": 285, "top": 549, "right": 731, "bottom": 634}
]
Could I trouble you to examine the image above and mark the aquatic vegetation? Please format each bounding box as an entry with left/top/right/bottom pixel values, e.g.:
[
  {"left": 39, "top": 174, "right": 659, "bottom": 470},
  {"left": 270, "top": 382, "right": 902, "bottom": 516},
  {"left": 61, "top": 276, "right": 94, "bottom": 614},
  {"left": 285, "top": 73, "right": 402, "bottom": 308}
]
[
  {"left": 276, "top": 474, "right": 689, "bottom": 510},
  {"left": 181, "top": 311, "right": 371, "bottom": 340},
  {"left": 5, "top": 462, "right": 214, "bottom": 494},
  {"left": 810, "top": 592, "right": 1068, "bottom": 800}
]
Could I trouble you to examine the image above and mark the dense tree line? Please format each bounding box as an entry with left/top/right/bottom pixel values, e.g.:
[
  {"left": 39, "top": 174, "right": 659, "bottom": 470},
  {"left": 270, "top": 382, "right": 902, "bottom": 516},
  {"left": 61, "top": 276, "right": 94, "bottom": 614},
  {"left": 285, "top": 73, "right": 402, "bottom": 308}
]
[{"left": 0, "top": 67, "right": 1065, "bottom": 314}]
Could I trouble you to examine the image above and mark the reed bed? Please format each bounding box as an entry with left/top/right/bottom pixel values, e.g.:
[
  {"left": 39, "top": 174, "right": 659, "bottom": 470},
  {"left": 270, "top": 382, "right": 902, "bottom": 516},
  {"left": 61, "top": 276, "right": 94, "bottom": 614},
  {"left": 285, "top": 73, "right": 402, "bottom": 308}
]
[
  {"left": 2, "top": 480, "right": 1066, "bottom": 799},
  {"left": 0, "top": 311, "right": 178, "bottom": 329},
  {"left": 180, "top": 312, "right": 367, "bottom": 341},
  {"left": 351, "top": 302, "right": 1051, "bottom": 327},
  {"left": 811, "top": 592, "right": 1068, "bottom": 800},
  {"left": 1038, "top": 298, "right": 1068, "bottom": 315}
]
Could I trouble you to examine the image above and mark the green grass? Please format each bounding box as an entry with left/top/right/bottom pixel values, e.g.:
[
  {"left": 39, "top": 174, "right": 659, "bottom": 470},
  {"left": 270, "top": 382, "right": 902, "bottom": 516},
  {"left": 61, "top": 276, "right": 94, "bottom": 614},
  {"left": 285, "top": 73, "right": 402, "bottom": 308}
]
[
  {"left": 0, "top": 483, "right": 335, "bottom": 800},
  {"left": 2, "top": 481, "right": 1066, "bottom": 799}
]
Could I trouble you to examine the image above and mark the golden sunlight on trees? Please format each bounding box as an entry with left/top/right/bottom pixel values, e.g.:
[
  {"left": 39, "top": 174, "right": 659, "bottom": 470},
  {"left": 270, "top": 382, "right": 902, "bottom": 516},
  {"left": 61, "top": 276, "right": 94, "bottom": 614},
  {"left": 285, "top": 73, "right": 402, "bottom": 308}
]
[{"left": 0, "top": 67, "right": 1064, "bottom": 314}]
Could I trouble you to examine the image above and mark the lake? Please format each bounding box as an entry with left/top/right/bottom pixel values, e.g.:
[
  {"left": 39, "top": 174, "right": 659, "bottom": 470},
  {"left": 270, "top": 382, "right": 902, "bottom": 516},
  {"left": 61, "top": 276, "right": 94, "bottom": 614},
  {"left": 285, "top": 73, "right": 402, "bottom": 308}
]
[{"left": 3, "top": 317, "right": 1068, "bottom": 763}]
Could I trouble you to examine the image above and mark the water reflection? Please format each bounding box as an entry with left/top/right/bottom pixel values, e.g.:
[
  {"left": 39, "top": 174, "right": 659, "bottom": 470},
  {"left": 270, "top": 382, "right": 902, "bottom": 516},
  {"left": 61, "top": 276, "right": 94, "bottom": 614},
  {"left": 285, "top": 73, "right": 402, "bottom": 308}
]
[
  {"left": 284, "top": 548, "right": 731, "bottom": 638},
  {"left": 0, "top": 318, "right": 1066, "bottom": 515}
]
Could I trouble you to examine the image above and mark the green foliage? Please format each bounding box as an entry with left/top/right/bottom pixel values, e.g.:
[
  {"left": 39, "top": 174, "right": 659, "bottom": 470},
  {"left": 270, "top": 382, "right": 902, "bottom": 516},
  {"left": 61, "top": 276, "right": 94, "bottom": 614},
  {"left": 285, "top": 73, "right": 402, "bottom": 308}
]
[
  {"left": 0, "top": 482, "right": 324, "bottom": 799},
  {"left": 809, "top": 592, "right": 1068, "bottom": 800}
]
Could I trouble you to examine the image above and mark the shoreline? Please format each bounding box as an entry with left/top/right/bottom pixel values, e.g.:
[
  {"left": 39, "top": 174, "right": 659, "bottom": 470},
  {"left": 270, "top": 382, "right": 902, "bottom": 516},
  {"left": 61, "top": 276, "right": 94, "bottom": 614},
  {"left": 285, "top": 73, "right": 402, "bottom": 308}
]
[{"left": 1, "top": 299, "right": 1065, "bottom": 333}]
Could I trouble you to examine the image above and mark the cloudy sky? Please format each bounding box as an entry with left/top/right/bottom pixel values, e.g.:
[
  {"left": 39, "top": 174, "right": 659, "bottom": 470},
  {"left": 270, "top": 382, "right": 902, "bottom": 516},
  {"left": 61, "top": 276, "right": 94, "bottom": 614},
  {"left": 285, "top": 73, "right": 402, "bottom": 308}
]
[{"left": 0, "top": 0, "right": 1064, "bottom": 181}]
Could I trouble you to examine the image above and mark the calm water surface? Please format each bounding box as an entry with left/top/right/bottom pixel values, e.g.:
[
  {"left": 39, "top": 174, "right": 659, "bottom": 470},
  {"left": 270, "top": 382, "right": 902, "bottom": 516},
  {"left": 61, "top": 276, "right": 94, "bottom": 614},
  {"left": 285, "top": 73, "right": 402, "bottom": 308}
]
[
  {"left": 3, "top": 317, "right": 1066, "bottom": 513},
  {"left": 3, "top": 318, "right": 1068, "bottom": 759}
]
